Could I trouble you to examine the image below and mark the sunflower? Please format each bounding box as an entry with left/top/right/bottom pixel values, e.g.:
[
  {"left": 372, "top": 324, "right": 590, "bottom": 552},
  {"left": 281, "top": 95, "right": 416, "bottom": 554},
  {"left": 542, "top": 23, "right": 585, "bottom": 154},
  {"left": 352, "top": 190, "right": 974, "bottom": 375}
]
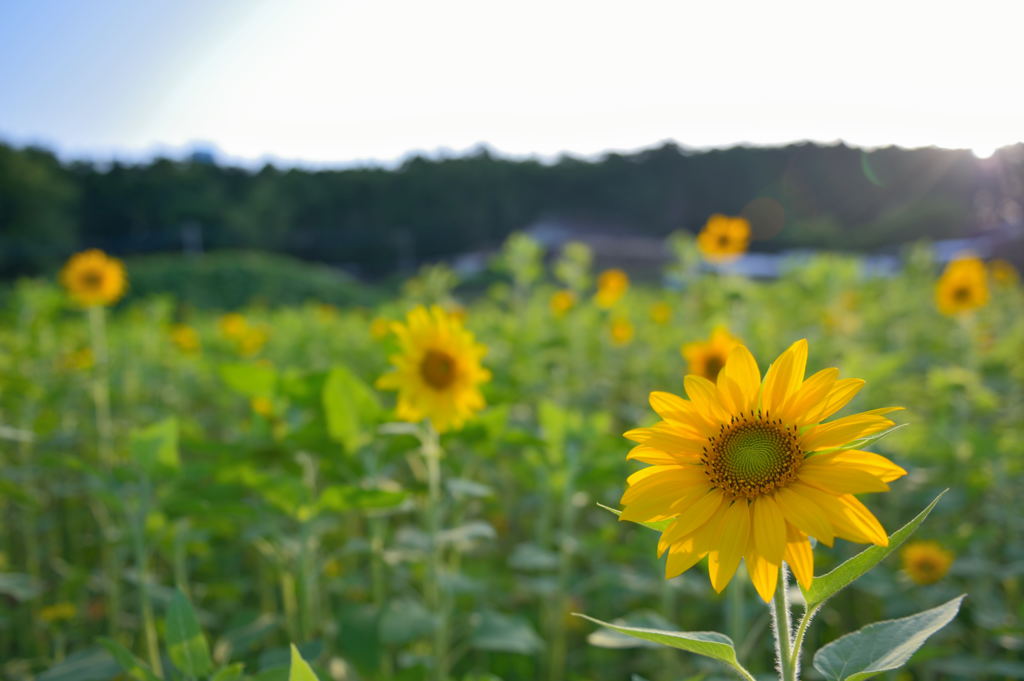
[
  {"left": 609, "top": 317, "right": 635, "bottom": 346},
  {"left": 901, "top": 541, "right": 953, "bottom": 585},
  {"left": 218, "top": 313, "right": 249, "bottom": 339},
  {"left": 621, "top": 339, "right": 905, "bottom": 601},
  {"left": 170, "top": 324, "right": 201, "bottom": 354},
  {"left": 59, "top": 249, "right": 127, "bottom": 307},
  {"left": 682, "top": 327, "right": 741, "bottom": 382},
  {"left": 990, "top": 259, "right": 1020, "bottom": 286},
  {"left": 377, "top": 305, "right": 491, "bottom": 433},
  {"left": 697, "top": 214, "right": 750, "bottom": 262},
  {"left": 649, "top": 301, "right": 672, "bottom": 325},
  {"left": 595, "top": 269, "right": 629, "bottom": 308},
  {"left": 935, "top": 256, "right": 989, "bottom": 315},
  {"left": 550, "top": 290, "right": 576, "bottom": 318}
]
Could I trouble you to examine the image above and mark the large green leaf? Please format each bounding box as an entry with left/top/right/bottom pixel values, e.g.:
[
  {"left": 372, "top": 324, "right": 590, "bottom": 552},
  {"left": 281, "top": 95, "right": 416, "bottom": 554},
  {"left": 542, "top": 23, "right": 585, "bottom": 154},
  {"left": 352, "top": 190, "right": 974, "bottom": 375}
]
[
  {"left": 97, "top": 638, "right": 160, "bottom": 681},
  {"left": 322, "top": 365, "right": 380, "bottom": 452},
  {"left": 812, "top": 595, "right": 964, "bottom": 681},
  {"left": 36, "top": 648, "right": 121, "bottom": 681},
  {"left": 316, "top": 485, "right": 406, "bottom": 514},
  {"left": 288, "top": 643, "right": 321, "bottom": 681},
  {"left": 804, "top": 490, "right": 946, "bottom": 607},
  {"left": 165, "top": 589, "right": 214, "bottom": 677},
  {"left": 130, "top": 418, "right": 179, "bottom": 472},
  {"left": 220, "top": 363, "right": 277, "bottom": 398},
  {"left": 575, "top": 613, "right": 752, "bottom": 678},
  {"left": 211, "top": 663, "right": 246, "bottom": 681}
]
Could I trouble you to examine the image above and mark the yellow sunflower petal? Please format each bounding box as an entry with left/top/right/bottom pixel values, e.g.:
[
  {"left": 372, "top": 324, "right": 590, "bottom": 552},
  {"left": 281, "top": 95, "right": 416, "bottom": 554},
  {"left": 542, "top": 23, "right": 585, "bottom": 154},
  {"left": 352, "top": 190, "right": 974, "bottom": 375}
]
[
  {"left": 649, "top": 392, "right": 713, "bottom": 435},
  {"left": 626, "top": 444, "right": 699, "bottom": 465},
  {"left": 790, "top": 483, "right": 888, "bottom": 546},
  {"left": 683, "top": 375, "right": 731, "bottom": 423},
  {"left": 762, "top": 339, "right": 808, "bottom": 415},
  {"left": 774, "top": 486, "right": 835, "bottom": 546},
  {"left": 809, "top": 378, "right": 865, "bottom": 422},
  {"left": 779, "top": 368, "right": 839, "bottom": 425},
  {"left": 718, "top": 345, "right": 761, "bottom": 413},
  {"left": 707, "top": 501, "right": 750, "bottom": 593},
  {"left": 798, "top": 462, "right": 891, "bottom": 495},
  {"left": 799, "top": 413, "right": 895, "bottom": 451},
  {"left": 752, "top": 495, "right": 787, "bottom": 565},
  {"left": 783, "top": 524, "right": 814, "bottom": 589},
  {"left": 657, "top": 489, "right": 726, "bottom": 554},
  {"left": 664, "top": 520, "right": 716, "bottom": 579},
  {"left": 827, "top": 450, "right": 907, "bottom": 482},
  {"left": 745, "top": 549, "right": 779, "bottom": 603}
]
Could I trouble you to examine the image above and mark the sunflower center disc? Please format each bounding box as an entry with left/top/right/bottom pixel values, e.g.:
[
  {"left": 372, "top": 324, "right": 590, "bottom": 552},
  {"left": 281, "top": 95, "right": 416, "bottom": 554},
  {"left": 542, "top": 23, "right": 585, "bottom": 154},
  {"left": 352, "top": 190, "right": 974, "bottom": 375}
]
[
  {"left": 703, "top": 415, "right": 803, "bottom": 499},
  {"left": 420, "top": 350, "right": 457, "bottom": 390},
  {"left": 952, "top": 286, "right": 971, "bottom": 302},
  {"left": 81, "top": 269, "right": 104, "bottom": 290}
]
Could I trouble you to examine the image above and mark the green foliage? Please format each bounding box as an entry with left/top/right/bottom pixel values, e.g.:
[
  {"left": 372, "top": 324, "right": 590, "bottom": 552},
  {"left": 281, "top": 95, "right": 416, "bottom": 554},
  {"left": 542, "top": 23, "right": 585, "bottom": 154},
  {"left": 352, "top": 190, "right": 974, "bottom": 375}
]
[
  {"left": 812, "top": 596, "right": 965, "bottom": 681},
  {"left": 321, "top": 365, "right": 380, "bottom": 452},
  {"left": 97, "top": 638, "right": 160, "bottom": 681},
  {"left": 130, "top": 418, "right": 180, "bottom": 473},
  {"left": 165, "top": 589, "right": 214, "bottom": 677},
  {"left": 574, "top": 614, "right": 751, "bottom": 679},
  {"left": 287, "top": 644, "right": 320, "bottom": 681}
]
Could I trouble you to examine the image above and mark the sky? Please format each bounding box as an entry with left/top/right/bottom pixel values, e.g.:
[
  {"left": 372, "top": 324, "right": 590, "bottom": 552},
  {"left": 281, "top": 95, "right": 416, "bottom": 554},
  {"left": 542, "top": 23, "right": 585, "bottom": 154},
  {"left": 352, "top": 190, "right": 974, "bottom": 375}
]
[{"left": 1, "top": 0, "right": 1021, "bottom": 167}]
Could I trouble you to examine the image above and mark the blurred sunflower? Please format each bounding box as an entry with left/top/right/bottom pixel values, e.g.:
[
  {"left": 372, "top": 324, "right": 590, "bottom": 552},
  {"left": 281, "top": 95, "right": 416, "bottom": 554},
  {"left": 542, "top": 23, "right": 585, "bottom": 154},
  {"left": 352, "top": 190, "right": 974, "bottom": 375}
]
[
  {"left": 218, "top": 313, "right": 249, "bottom": 339},
  {"left": 39, "top": 602, "right": 77, "bottom": 624},
  {"left": 990, "top": 259, "right": 1019, "bottom": 286},
  {"left": 697, "top": 214, "right": 750, "bottom": 262},
  {"left": 621, "top": 339, "right": 905, "bottom": 601},
  {"left": 649, "top": 301, "right": 672, "bottom": 325},
  {"left": 377, "top": 305, "right": 491, "bottom": 432},
  {"left": 60, "top": 249, "right": 127, "bottom": 307},
  {"left": 609, "top": 317, "right": 634, "bottom": 346},
  {"left": 935, "top": 256, "right": 989, "bottom": 315},
  {"left": 682, "top": 326, "right": 740, "bottom": 382},
  {"left": 550, "top": 290, "right": 576, "bottom": 318},
  {"left": 901, "top": 541, "right": 953, "bottom": 585},
  {"left": 170, "top": 324, "right": 201, "bottom": 354},
  {"left": 370, "top": 317, "right": 393, "bottom": 339},
  {"left": 595, "top": 269, "right": 629, "bottom": 308}
]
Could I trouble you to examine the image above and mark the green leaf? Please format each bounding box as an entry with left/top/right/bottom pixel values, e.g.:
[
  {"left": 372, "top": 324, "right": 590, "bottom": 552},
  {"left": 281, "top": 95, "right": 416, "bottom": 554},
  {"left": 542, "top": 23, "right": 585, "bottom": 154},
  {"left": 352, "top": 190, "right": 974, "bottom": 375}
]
[
  {"left": 322, "top": 365, "right": 380, "bottom": 452},
  {"left": 597, "top": 503, "right": 672, "bottom": 532},
  {"left": 812, "top": 595, "right": 964, "bottom": 681},
  {"left": 211, "top": 663, "right": 246, "bottom": 681},
  {"left": 575, "top": 613, "right": 752, "bottom": 678},
  {"left": 97, "top": 638, "right": 160, "bottom": 681},
  {"left": 165, "top": 589, "right": 214, "bottom": 677},
  {"left": 288, "top": 643, "right": 321, "bottom": 681},
  {"left": 220, "top": 362, "right": 277, "bottom": 398},
  {"left": 316, "top": 485, "right": 406, "bottom": 514},
  {"left": 803, "top": 490, "right": 947, "bottom": 607},
  {"left": 36, "top": 647, "right": 121, "bottom": 681},
  {"left": 130, "top": 418, "right": 179, "bottom": 472}
]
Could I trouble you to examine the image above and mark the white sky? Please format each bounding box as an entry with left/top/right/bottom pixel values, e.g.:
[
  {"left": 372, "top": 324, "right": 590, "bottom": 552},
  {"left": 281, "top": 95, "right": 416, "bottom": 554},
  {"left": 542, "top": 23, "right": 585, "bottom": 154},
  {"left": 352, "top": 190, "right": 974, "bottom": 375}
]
[{"left": 2, "top": 0, "right": 1022, "bottom": 166}]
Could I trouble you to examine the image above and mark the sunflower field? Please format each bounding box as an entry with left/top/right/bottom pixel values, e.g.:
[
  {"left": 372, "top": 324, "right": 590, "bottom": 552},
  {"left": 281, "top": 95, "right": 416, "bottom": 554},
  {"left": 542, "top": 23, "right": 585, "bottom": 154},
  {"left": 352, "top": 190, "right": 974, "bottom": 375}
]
[{"left": 1, "top": 227, "right": 1023, "bottom": 681}]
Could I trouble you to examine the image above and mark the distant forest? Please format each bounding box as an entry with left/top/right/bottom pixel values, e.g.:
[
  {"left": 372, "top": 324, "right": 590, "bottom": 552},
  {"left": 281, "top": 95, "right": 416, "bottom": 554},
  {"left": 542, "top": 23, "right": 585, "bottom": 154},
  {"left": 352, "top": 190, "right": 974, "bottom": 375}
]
[{"left": 2, "top": 140, "right": 1022, "bottom": 278}]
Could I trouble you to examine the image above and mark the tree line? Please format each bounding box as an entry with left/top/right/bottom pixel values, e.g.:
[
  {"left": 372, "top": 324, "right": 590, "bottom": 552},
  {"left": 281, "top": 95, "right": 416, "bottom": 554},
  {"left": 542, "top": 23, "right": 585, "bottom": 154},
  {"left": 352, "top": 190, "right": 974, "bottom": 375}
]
[{"left": 2, "top": 140, "right": 1021, "bottom": 278}]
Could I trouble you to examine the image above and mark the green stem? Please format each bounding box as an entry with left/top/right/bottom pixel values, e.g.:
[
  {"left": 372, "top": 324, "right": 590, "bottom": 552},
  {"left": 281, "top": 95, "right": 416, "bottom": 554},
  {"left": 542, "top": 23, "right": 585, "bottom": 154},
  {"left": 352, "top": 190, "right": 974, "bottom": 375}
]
[
  {"left": 770, "top": 565, "right": 796, "bottom": 681},
  {"left": 788, "top": 604, "right": 818, "bottom": 681},
  {"left": 422, "top": 424, "right": 447, "bottom": 681},
  {"left": 132, "top": 475, "right": 163, "bottom": 678}
]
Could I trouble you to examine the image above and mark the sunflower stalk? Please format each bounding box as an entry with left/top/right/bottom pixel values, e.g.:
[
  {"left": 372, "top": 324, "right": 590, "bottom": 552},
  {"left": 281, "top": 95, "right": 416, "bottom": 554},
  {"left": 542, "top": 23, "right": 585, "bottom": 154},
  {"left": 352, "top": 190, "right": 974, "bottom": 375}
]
[
  {"left": 770, "top": 565, "right": 797, "bottom": 681},
  {"left": 421, "top": 423, "right": 449, "bottom": 681}
]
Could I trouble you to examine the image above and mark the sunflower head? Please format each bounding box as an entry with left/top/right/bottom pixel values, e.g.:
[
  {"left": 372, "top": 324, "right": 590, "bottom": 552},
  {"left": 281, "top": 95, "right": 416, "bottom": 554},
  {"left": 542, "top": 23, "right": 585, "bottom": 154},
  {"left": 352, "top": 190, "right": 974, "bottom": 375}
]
[
  {"left": 550, "top": 290, "right": 576, "bottom": 318},
  {"left": 649, "top": 301, "right": 672, "bottom": 325},
  {"left": 681, "top": 326, "right": 741, "bottom": 382},
  {"left": 697, "top": 214, "right": 750, "bottom": 262},
  {"left": 60, "top": 249, "right": 127, "bottom": 307},
  {"left": 595, "top": 269, "right": 629, "bottom": 308},
  {"left": 170, "top": 324, "right": 201, "bottom": 354},
  {"left": 219, "top": 313, "right": 249, "bottom": 339},
  {"left": 901, "top": 541, "right": 953, "bottom": 585},
  {"left": 621, "top": 339, "right": 906, "bottom": 601},
  {"left": 609, "top": 317, "right": 635, "bottom": 347},
  {"left": 935, "top": 256, "right": 989, "bottom": 315},
  {"left": 990, "top": 259, "right": 1020, "bottom": 286},
  {"left": 376, "top": 305, "right": 491, "bottom": 433}
]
